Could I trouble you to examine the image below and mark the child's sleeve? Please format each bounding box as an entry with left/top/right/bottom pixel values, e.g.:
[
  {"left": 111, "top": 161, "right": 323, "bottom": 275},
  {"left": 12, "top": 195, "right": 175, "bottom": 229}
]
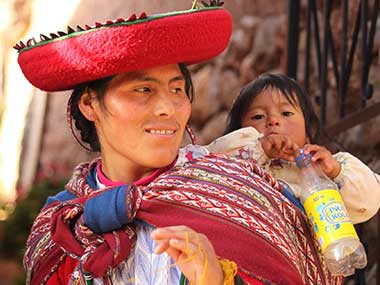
[
  {"left": 205, "top": 127, "right": 271, "bottom": 170},
  {"left": 333, "top": 152, "right": 380, "bottom": 224}
]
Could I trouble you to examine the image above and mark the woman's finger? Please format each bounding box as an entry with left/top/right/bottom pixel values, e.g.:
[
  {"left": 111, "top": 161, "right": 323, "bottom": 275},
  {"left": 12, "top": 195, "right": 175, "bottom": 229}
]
[
  {"left": 152, "top": 226, "right": 223, "bottom": 285},
  {"left": 169, "top": 238, "right": 202, "bottom": 258},
  {"left": 164, "top": 244, "right": 183, "bottom": 262},
  {"left": 151, "top": 225, "right": 195, "bottom": 241},
  {"left": 153, "top": 239, "right": 170, "bottom": 254}
]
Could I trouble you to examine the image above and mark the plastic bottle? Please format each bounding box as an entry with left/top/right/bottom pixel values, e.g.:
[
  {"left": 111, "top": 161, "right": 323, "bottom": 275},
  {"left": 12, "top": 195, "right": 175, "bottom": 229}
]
[{"left": 296, "top": 149, "right": 367, "bottom": 276}]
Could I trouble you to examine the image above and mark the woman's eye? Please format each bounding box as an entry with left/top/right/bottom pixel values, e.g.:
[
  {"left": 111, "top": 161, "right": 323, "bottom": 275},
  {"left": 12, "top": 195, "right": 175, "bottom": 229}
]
[
  {"left": 282, "top": 111, "right": 294, "bottom": 116},
  {"left": 170, "top": 87, "right": 184, "bottom": 94},
  {"left": 250, "top": 114, "right": 265, "bottom": 120},
  {"left": 135, "top": 87, "right": 151, "bottom": 93}
]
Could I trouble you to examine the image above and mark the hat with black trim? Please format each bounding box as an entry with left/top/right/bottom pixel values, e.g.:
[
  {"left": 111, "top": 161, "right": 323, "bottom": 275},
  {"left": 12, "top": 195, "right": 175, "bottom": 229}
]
[{"left": 15, "top": 1, "right": 232, "bottom": 92}]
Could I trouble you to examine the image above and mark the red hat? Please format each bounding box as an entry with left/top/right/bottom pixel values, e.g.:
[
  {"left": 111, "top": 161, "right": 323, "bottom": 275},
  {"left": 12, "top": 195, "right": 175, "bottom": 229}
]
[{"left": 15, "top": 6, "right": 232, "bottom": 92}]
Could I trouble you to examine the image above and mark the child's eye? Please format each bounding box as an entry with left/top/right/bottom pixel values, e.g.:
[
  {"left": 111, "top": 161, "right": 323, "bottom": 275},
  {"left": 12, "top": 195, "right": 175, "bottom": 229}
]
[
  {"left": 250, "top": 114, "right": 265, "bottom": 120},
  {"left": 135, "top": 87, "right": 151, "bottom": 93},
  {"left": 282, "top": 111, "right": 294, "bottom": 116}
]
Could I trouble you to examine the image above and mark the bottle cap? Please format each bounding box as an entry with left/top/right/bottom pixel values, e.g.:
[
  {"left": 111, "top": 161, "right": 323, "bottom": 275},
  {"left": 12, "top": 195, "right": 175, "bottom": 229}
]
[{"left": 295, "top": 149, "right": 312, "bottom": 168}]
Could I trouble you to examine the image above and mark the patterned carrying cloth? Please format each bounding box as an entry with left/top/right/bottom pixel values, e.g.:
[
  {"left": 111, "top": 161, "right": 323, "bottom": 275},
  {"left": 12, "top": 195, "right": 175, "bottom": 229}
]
[{"left": 24, "top": 154, "right": 343, "bottom": 285}]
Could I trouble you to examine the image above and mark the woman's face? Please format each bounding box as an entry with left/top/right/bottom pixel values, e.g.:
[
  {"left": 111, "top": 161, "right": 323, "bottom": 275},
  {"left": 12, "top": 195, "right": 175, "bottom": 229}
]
[
  {"left": 241, "top": 89, "right": 308, "bottom": 147},
  {"left": 82, "top": 64, "right": 191, "bottom": 181}
]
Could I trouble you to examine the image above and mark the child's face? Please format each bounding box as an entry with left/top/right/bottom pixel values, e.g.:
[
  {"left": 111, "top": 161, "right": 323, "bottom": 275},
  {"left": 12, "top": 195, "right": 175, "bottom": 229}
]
[{"left": 241, "top": 89, "right": 308, "bottom": 147}]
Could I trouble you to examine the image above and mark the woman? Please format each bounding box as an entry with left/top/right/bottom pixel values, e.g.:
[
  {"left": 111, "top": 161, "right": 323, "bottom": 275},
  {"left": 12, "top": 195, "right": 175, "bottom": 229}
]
[
  {"left": 16, "top": 3, "right": 342, "bottom": 285},
  {"left": 17, "top": 4, "right": 234, "bottom": 285}
]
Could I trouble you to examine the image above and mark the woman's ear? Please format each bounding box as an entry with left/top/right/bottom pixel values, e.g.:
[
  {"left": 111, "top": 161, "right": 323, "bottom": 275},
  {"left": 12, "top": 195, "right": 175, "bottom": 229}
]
[{"left": 78, "top": 90, "right": 97, "bottom": 122}]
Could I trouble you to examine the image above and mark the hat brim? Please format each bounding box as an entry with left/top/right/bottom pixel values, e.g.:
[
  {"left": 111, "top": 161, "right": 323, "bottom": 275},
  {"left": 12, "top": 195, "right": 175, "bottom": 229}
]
[{"left": 17, "top": 8, "right": 232, "bottom": 91}]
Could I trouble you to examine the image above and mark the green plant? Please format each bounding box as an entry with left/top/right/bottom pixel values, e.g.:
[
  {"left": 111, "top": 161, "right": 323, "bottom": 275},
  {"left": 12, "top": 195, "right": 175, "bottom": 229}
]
[{"left": 0, "top": 178, "right": 65, "bottom": 259}]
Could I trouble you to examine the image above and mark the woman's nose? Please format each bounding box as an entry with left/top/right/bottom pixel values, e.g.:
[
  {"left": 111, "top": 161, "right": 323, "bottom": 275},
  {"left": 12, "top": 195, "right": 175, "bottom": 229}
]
[{"left": 153, "top": 92, "right": 175, "bottom": 117}]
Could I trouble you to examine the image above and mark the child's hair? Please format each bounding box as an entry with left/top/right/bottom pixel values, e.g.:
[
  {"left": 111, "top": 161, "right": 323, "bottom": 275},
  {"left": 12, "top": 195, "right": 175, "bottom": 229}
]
[
  {"left": 69, "top": 63, "right": 194, "bottom": 152},
  {"left": 224, "top": 73, "right": 321, "bottom": 144}
]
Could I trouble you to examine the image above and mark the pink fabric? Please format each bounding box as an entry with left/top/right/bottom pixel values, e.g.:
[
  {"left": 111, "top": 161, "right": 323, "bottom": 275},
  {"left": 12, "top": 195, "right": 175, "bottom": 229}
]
[
  {"left": 96, "top": 160, "right": 174, "bottom": 187},
  {"left": 96, "top": 163, "right": 124, "bottom": 187}
]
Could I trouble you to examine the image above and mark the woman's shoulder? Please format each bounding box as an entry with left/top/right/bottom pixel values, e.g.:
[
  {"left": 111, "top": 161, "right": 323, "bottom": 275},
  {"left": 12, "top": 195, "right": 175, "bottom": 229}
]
[{"left": 44, "top": 189, "right": 77, "bottom": 207}]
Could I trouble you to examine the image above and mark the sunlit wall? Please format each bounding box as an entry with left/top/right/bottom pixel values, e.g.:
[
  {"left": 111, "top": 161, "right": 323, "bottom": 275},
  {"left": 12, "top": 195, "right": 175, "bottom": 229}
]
[{"left": 0, "top": 0, "right": 81, "bottom": 218}]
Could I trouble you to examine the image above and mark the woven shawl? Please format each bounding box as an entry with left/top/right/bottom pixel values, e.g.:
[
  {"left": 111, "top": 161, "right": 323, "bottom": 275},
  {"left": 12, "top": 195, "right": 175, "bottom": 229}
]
[{"left": 24, "top": 154, "right": 342, "bottom": 285}]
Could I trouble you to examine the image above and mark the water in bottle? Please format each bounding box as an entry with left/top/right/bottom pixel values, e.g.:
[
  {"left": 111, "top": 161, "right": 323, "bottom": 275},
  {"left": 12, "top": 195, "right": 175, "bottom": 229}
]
[{"left": 296, "top": 149, "right": 367, "bottom": 276}]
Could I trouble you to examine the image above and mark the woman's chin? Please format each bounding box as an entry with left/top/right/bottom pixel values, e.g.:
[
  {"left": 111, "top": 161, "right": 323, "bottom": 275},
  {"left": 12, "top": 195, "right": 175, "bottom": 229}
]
[{"left": 143, "top": 152, "right": 178, "bottom": 169}]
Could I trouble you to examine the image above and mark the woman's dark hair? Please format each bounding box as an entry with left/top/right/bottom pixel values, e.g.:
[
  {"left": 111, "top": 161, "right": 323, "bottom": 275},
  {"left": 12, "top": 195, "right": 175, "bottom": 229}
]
[
  {"left": 69, "top": 63, "right": 194, "bottom": 152},
  {"left": 224, "top": 73, "right": 321, "bottom": 144}
]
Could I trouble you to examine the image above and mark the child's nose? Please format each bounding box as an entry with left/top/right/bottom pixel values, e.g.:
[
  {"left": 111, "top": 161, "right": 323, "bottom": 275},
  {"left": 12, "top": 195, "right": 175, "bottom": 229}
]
[{"left": 267, "top": 116, "right": 280, "bottom": 127}]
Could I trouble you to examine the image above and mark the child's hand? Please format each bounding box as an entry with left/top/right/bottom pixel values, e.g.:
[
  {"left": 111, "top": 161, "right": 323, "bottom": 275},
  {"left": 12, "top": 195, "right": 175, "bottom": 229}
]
[
  {"left": 303, "top": 144, "right": 341, "bottom": 179},
  {"left": 259, "top": 134, "right": 300, "bottom": 161},
  {"left": 151, "top": 225, "right": 223, "bottom": 285}
]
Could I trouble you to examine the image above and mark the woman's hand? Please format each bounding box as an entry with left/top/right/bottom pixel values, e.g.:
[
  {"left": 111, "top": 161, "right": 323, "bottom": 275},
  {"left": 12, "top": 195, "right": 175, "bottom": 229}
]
[
  {"left": 303, "top": 144, "right": 341, "bottom": 179},
  {"left": 151, "top": 225, "right": 223, "bottom": 285},
  {"left": 259, "top": 134, "right": 300, "bottom": 161}
]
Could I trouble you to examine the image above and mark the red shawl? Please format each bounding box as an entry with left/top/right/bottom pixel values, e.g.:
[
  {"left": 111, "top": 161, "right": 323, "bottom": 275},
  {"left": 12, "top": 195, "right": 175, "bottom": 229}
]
[{"left": 24, "top": 154, "right": 343, "bottom": 285}]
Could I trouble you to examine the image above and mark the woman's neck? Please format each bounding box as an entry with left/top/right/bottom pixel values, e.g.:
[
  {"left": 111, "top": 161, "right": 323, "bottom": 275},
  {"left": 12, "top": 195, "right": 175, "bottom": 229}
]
[
  {"left": 98, "top": 159, "right": 173, "bottom": 186},
  {"left": 100, "top": 156, "right": 156, "bottom": 184}
]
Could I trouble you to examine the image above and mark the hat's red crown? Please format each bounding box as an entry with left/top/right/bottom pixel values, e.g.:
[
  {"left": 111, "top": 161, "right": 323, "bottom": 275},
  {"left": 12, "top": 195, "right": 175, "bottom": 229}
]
[{"left": 16, "top": 6, "right": 232, "bottom": 91}]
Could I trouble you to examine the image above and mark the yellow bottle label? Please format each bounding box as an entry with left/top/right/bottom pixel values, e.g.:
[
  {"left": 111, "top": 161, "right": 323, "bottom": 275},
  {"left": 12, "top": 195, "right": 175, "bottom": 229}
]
[{"left": 304, "top": 189, "right": 358, "bottom": 252}]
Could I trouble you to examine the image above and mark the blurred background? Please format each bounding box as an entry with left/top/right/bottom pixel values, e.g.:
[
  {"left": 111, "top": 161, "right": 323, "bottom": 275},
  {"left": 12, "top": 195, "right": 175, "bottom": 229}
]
[{"left": 0, "top": 0, "right": 379, "bottom": 284}]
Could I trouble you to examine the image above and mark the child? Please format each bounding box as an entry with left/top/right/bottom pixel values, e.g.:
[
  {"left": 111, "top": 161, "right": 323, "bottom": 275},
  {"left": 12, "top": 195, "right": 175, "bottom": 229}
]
[{"left": 207, "top": 73, "right": 380, "bottom": 224}]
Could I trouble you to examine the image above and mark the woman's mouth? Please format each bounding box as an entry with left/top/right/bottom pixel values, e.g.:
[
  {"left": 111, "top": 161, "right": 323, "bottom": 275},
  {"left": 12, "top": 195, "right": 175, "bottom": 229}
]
[{"left": 146, "top": 129, "right": 176, "bottom": 135}]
